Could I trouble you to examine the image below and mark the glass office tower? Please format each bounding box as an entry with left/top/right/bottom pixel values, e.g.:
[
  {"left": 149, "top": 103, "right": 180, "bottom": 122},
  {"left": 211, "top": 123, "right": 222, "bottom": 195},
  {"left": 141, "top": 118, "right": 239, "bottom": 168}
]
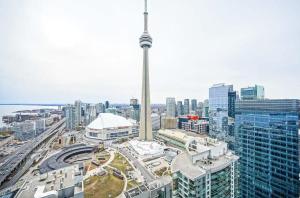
[
  {"left": 240, "top": 85, "right": 264, "bottom": 100},
  {"left": 235, "top": 99, "right": 300, "bottom": 198},
  {"left": 166, "top": 97, "right": 176, "bottom": 117},
  {"left": 184, "top": 99, "right": 190, "bottom": 115},
  {"left": 209, "top": 84, "right": 233, "bottom": 138}
]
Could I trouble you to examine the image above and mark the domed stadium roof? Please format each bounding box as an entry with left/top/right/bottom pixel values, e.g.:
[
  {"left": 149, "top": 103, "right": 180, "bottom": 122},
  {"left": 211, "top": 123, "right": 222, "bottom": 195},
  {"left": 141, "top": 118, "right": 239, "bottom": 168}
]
[{"left": 87, "top": 113, "right": 133, "bottom": 130}]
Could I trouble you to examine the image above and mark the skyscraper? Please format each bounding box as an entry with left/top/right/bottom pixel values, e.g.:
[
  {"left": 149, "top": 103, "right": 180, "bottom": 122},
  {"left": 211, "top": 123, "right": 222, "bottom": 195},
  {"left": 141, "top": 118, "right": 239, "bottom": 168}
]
[
  {"left": 209, "top": 83, "right": 233, "bottom": 139},
  {"left": 235, "top": 99, "right": 300, "bottom": 197},
  {"left": 191, "top": 99, "right": 197, "bottom": 111},
  {"left": 105, "top": 101, "right": 110, "bottom": 109},
  {"left": 95, "top": 103, "right": 105, "bottom": 116},
  {"left": 176, "top": 101, "right": 183, "bottom": 116},
  {"left": 183, "top": 99, "right": 190, "bottom": 115},
  {"left": 65, "top": 104, "right": 75, "bottom": 130},
  {"left": 139, "top": 0, "right": 153, "bottom": 141},
  {"left": 130, "top": 98, "right": 140, "bottom": 121},
  {"left": 171, "top": 131, "right": 239, "bottom": 198},
  {"left": 166, "top": 97, "right": 176, "bottom": 117},
  {"left": 228, "top": 91, "right": 236, "bottom": 118},
  {"left": 240, "top": 84, "right": 264, "bottom": 100},
  {"left": 202, "top": 99, "right": 209, "bottom": 118},
  {"left": 74, "top": 100, "right": 82, "bottom": 127}
]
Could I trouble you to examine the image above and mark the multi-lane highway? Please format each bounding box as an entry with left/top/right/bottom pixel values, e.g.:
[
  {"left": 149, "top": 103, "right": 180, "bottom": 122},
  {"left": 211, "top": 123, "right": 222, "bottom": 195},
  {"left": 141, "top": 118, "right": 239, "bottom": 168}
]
[{"left": 0, "top": 119, "right": 65, "bottom": 189}]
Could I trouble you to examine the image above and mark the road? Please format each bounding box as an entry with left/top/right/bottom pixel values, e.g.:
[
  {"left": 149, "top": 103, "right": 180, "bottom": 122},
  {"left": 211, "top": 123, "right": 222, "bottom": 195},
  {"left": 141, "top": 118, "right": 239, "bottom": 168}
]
[
  {"left": 0, "top": 119, "right": 65, "bottom": 189},
  {"left": 119, "top": 147, "right": 155, "bottom": 183}
]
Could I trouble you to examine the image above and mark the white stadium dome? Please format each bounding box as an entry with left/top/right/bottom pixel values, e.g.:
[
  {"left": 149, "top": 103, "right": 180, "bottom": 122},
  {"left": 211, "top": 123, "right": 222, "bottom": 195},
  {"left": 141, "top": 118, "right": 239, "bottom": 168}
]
[{"left": 85, "top": 113, "right": 138, "bottom": 140}]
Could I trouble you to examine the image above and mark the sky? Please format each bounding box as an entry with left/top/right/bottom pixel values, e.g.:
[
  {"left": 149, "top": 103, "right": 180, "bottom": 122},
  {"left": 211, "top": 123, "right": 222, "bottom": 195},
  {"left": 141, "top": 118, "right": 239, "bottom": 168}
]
[{"left": 0, "top": 0, "right": 299, "bottom": 104}]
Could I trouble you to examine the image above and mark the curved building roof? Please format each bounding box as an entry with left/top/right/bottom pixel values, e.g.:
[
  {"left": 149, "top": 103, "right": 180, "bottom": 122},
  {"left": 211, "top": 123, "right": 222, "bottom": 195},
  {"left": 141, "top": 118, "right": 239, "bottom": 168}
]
[{"left": 87, "top": 113, "right": 133, "bottom": 130}]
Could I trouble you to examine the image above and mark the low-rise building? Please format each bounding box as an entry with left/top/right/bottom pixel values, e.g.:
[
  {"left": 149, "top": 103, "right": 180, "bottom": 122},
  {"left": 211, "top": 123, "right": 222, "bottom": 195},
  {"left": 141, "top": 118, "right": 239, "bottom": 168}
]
[
  {"left": 124, "top": 176, "right": 172, "bottom": 198},
  {"left": 182, "top": 120, "right": 209, "bottom": 134},
  {"left": 15, "top": 164, "right": 84, "bottom": 198}
]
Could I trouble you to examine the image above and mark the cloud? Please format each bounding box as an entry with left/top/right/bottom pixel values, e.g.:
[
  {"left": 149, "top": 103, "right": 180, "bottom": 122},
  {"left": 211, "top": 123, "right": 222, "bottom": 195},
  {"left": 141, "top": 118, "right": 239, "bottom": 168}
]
[{"left": 0, "top": 0, "right": 299, "bottom": 104}]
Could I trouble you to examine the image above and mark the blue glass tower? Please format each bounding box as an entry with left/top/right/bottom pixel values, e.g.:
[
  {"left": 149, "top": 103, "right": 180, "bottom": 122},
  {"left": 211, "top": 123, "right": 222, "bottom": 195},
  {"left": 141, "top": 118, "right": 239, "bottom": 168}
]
[{"left": 235, "top": 99, "right": 300, "bottom": 197}]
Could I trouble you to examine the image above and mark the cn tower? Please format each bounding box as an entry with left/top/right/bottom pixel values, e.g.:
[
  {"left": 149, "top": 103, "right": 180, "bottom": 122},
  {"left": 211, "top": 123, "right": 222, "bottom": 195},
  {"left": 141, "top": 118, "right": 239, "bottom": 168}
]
[{"left": 139, "top": 0, "right": 153, "bottom": 141}]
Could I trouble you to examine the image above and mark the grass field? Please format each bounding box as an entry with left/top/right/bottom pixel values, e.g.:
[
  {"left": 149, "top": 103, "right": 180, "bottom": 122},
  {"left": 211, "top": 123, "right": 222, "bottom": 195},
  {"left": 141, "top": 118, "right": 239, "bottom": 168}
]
[
  {"left": 110, "top": 152, "right": 133, "bottom": 173},
  {"left": 84, "top": 170, "right": 124, "bottom": 198},
  {"left": 126, "top": 179, "right": 140, "bottom": 190},
  {"left": 97, "top": 151, "right": 111, "bottom": 165}
]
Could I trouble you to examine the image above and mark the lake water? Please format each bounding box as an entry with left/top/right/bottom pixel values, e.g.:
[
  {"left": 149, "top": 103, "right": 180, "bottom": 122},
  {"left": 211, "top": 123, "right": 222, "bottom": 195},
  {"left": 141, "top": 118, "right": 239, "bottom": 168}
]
[{"left": 0, "top": 105, "right": 59, "bottom": 127}]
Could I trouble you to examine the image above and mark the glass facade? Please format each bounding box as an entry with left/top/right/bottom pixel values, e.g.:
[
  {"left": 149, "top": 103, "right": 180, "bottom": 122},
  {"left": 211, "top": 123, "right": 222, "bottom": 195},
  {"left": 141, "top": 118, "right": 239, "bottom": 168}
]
[
  {"left": 166, "top": 97, "right": 176, "bottom": 117},
  {"left": 184, "top": 99, "right": 190, "bottom": 115},
  {"left": 191, "top": 99, "right": 198, "bottom": 111},
  {"left": 177, "top": 101, "right": 184, "bottom": 116},
  {"left": 211, "top": 166, "right": 231, "bottom": 197},
  {"left": 235, "top": 99, "right": 300, "bottom": 198},
  {"left": 240, "top": 85, "right": 264, "bottom": 100},
  {"left": 209, "top": 84, "right": 233, "bottom": 140},
  {"left": 173, "top": 172, "right": 206, "bottom": 198},
  {"left": 173, "top": 162, "right": 238, "bottom": 198}
]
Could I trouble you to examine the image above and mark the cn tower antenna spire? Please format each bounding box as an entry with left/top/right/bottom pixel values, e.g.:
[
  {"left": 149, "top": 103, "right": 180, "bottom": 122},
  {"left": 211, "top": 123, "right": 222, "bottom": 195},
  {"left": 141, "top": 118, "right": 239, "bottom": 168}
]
[
  {"left": 139, "top": 0, "right": 153, "bottom": 141},
  {"left": 143, "top": 0, "right": 148, "bottom": 32}
]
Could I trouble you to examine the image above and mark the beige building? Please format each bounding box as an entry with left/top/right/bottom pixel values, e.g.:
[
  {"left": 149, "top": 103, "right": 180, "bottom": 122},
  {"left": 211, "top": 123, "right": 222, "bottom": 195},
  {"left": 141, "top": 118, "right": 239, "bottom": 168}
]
[{"left": 161, "top": 117, "right": 177, "bottom": 129}]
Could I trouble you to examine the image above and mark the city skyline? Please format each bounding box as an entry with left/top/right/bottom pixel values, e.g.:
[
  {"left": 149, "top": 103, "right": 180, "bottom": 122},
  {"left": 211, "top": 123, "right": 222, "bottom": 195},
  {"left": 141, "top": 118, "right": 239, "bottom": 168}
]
[{"left": 1, "top": 0, "right": 300, "bottom": 104}]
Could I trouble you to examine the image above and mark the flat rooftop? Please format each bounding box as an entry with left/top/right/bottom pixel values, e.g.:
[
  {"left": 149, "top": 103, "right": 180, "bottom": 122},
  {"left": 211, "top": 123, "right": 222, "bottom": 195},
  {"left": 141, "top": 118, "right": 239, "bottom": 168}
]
[
  {"left": 125, "top": 176, "right": 172, "bottom": 198},
  {"left": 15, "top": 165, "right": 83, "bottom": 198},
  {"left": 128, "top": 139, "right": 164, "bottom": 157},
  {"left": 171, "top": 152, "right": 239, "bottom": 180}
]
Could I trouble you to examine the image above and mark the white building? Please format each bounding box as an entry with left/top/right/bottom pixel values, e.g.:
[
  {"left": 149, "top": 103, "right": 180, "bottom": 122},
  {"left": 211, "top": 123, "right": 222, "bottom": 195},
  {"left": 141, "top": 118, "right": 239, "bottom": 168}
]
[
  {"left": 151, "top": 113, "right": 161, "bottom": 131},
  {"left": 170, "top": 130, "right": 239, "bottom": 198},
  {"left": 15, "top": 164, "right": 84, "bottom": 198},
  {"left": 128, "top": 139, "right": 165, "bottom": 160},
  {"left": 85, "top": 113, "right": 137, "bottom": 140}
]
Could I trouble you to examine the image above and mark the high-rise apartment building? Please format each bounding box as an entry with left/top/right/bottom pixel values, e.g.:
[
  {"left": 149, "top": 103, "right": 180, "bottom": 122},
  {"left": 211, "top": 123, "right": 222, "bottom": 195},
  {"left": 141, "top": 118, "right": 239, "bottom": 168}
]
[
  {"left": 83, "top": 104, "right": 97, "bottom": 126},
  {"left": 240, "top": 85, "right": 264, "bottom": 100},
  {"left": 166, "top": 97, "right": 176, "bottom": 118},
  {"left": 176, "top": 101, "right": 183, "bottom": 116},
  {"left": 191, "top": 99, "right": 197, "bottom": 111},
  {"left": 65, "top": 104, "right": 75, "bottom": 130},
  {"left": 235, "top": 99, "right": 300, "bottom": 197},
  {"left": 171, "top": 130, "right": 239, "bottom": 198},
  {"left": 74, "top": 100, "right": 82, "bottom": 127},
  {"left": 183, "top": 99, "right": 190, "bottom": 115},
  {"left": 95, "top": 103, "right": 105, "bottom": 116}
]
